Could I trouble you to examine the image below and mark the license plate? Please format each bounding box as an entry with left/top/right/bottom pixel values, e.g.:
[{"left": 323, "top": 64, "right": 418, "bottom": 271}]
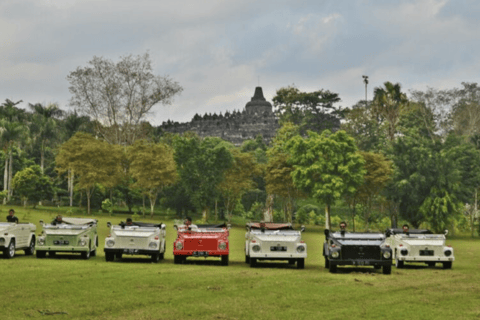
[
  {"left": 53, "top": 240, "right": 69, "bottom": 245},
  {"left": 193, "top": 251, "right": 209, "bottom": 257},
  {"left": 270, "top": 246, "right": 287, "bottom": 252},
  {"left": 124, "top": 249, "right": 138, "bottom": 254},
  {"left": 354, "top": 261, "right": 369, "bottom": 266},
  {"left": 420, "top": 250, "right": 434, "bottom": 256}
]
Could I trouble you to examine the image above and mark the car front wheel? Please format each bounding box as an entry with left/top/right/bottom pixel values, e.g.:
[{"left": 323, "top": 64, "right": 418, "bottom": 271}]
[
  {"left": 443, "top": 262, "right": 452, "bottom": 269},
  {"left": 221, "top": 255, "right": 229, "bottom": 266},
  {"left": 4, "top": 240, "right": 15, "bottom": 259},
  {"left": 297, "top": 258, "right": 305, "bottom": 269},
  {"left": 151, "top": 253, "right": 160, "bottom": 263},
  {"left": 383, "top": 265, "right": 392, "bottom": 275},
  {"left": 36, "top": 251, "right": 46, "bottom": 258},
  {"left": 395, "top": 258, "right": 404, "bottom": 268},
  {"left": 245, "top": 255, "right": 250, "bottom": 263},
  {"left": 329, "top": 262, "right": 337, "bottom": 273},
  {"left": 250, "top": 258, "right": 257, "bottom": 268},
  {"left": 324, "top": 257, "right": 329, "bottom": 268},
  {"left": 105, "top": 253, "right": 115, "bottom": 262},
  {"left": 81, "top": 249, "right": 90, "bottom": 260}
]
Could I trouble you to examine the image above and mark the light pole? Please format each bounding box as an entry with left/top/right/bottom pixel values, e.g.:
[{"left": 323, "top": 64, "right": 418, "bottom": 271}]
[{"left": 362, "top": 75, "right": 369, "bottom": 107}]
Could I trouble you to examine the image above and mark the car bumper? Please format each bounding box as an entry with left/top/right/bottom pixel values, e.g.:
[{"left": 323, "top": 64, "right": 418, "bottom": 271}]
[
  {"left": 173, "top": 250, "right": 228, "bottom": 257},
  {"left": 397, "top": 256, "right": 455, "bottom": 262},
  {"left": 329, "top": 259, "right": 391, "bottom": 266},
  {"left": 249, "top": 252, "right": 307, "bottom": 259},
  {"left": 36, "top": 246, "right": 89, "bottom": 252},
  {"left": 104, "top": 248, "right": 159, "bottom": 255}
]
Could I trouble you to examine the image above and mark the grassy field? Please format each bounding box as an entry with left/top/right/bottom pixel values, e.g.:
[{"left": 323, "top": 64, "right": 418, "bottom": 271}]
[{"left": 1, "top": 206, "right": 479, "bottom": 320}]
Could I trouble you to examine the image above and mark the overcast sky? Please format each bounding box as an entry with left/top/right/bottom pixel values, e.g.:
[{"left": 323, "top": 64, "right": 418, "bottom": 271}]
[{"left": 1, "top": 0, "right": 479, "bottom": 125}]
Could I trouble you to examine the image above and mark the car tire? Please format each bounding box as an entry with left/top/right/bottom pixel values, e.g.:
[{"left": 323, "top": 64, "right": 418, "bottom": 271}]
[
  {"left": 443, "top": 262, "right": 452, "bottom": 269},
  {"left": 25, "top": 238, "right": 35, "bottom": 256},
  {"left": 395, "top": 258, "right": 404, "bottom": 268},
  {"left": 329, "top": 262, "right": 337, "bottom": 273},
  {"left": 324, "top": 257, "right": 330, "bottom": 268},
  {"left": 4, "top": 240, "right": 15, "bottom": 259},
  {"left": 91, "top": 249, "right": 97, "bottom": 257},
  {"left": 151, "top": 253, "right": 160, "bottom": 263},
  {"left": 174, "top": 255, "right": 181, "bottom": 264},
  {"left": 297, "top": 258, "right": 305, "bottom": 269},
  {"left": 116, "top": 253, "right": 123, "bottom": 259},
  {"left": 245, "top": 255, "right": 250, "bottom": 264},
  {"left": 81, "top": 249, "right": 90, "bottom": 260},
  {"left": 288, "top": 259, "right": 296, "bottom": 265},
  {"left": 250, "top": 258, "right": 257, "bottom": 268},
  {"left": 374, "top": 265, "right": 381, "bottom": 270},
  {"left": 159, "top": 243, "right": 165, "bottom": 260},
  {"left": 36, "top": 250, "right": 46, "bottom": 258},
  {"left": 221, "top": 255, "right": 229, "bottom": 266},
  {"left": 105, "top": 253, "right": 115, "bottom": 262},
  {"left": 427, "top": 262, "right": 435, "bottom": 267},
  {"left": 49, "top": 251, "right": 56, "bottom": 257},
  {"left": 383, "top": 265, "right": 392, "bottom": 275}
]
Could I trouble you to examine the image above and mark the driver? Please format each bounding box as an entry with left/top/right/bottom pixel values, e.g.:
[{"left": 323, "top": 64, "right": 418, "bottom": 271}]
[
  {"left": 6, "top": 209, "right": 18, "bottom": 223},
  {"left": 339, "top": 221, "right": 347, "bottom": 231},
  {"left": 402, "top": 224, "right": 410, "bottom": 235},
  {"left": 183, "top": 217, "right": 198, "bottom": 231},
  {"left": 126, "top": 218, "right": 133, "bottom": 226},
  {"left": 52, "top": 215, "right": 64, "bottom": 225}
]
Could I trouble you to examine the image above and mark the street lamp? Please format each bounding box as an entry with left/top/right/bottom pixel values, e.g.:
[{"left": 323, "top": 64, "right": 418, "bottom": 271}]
[{"left": 362, "top": 75, "right": 369, "bottom": 107}]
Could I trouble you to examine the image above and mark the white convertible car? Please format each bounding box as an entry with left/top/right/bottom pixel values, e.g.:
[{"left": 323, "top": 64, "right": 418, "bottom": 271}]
[
  {"left": 245, "top": 222, "right": 307, "bottom": 269},
  {"left": 104, "top": 221, "right": 166, "bottom": 262},
  {"left": 0, "top": 222, "right": 36, "bottom": 258},
  {"left": 385, "top": 228, "right": 455, "bottom": 269}
]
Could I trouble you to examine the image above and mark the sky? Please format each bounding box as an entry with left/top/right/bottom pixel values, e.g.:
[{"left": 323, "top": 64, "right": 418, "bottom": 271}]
[{"left": 1, "top": 0, "right": 480, "bottom": 125}]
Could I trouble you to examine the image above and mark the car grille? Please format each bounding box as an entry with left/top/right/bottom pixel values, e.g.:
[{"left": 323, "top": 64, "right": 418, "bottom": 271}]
[{"left": 341, "top": 245, "right": 380, "bottom": 260}]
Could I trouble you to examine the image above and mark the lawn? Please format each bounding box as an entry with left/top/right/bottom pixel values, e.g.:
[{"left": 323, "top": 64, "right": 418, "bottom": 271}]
[{"left": 1, "top": 206, "right": 479, "bottom": 320}]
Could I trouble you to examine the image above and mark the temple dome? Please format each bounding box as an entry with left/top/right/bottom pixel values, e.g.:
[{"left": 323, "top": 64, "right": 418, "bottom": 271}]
[{"left": 245, "top": 87, "right": 273, "bottom": 115}]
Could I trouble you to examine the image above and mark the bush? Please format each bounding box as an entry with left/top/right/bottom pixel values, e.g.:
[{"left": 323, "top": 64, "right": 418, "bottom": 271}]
[{"left": 101, "top": 199, "right": 113, "bottom": 215}]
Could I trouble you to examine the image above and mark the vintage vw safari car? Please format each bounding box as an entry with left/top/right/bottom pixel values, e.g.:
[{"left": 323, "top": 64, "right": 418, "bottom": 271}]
[
  {"left": 36, "top": 218, "right": 98, "bottom": 259},
  {"left": 0, "top": 222, "right": 36, "bottom": 258},
  {"left": 173, "top": 223, "right": 230, "bottom": 265},
  {"left": 385, "top": 228, "right": 454, "bottom": 269},
  {"left": 245, "top": 222, "right": 307, "bottom": 269},
  {"left": 323, "top": 229, "right": 392, "bottom": 274},
  {"left": 104, "top": 221, "right": 166, "bottom": 262}
]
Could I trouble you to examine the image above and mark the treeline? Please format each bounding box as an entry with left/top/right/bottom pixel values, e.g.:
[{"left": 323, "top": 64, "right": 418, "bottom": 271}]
[{"left": 1, "top": 53, "right": 479, "bottom": 236}]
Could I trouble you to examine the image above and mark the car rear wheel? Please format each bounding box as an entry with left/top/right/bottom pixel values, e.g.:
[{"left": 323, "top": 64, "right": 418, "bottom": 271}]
[
  {"left": 36, "top": 251, "right": 46, "bottom": 258},
  {"left": 383, "top": 265, "right": 392, "bottom": 275},
  {"left": 105, "top": 253, "right": 115, "bottom": 262},
  {"left": 221, "top": 255, "right": 229, "bottom": 266},
  {"left": 4, "top": 240, "right": 15, "bottom": 259},
  {"left": 395, "top": 258, "right": 404, "bottom": 268},
  {"left": 250, "top": 258, "right": 257, "bottom": 268},
  {"left": 443, "top": 261, "right": 452, "bottom": 269},
  {"left": 297, "top": 258, "right": 305, "bottom": 269},
  {"left": 329, "top": 262, "right": 337, "bottom": 273},
  {"left": 25, "top": 238, "right": 35, "bottom": 256}
]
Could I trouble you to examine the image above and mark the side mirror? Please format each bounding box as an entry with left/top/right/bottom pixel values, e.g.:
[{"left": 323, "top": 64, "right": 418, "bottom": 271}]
[
  {"left": 39, "top": 220, "right": 44, "bottom": 226},
  {"left": 107, "top": 222, "right": 112, "bottom": 228},
  {"left": 324, "top": 229, "right": 330, "bottom": 238},
  {"left": 161, "top": 224, "right": 166, "bottom": 230},
  {"left": 245, "top": 225, "right": 250, "bottom": 231},
  {"left": 300, "top": 225, "right": 306, "bottom": 232},
  {"left": 444, "top": 230, "right": 448, "bottom": 236}
]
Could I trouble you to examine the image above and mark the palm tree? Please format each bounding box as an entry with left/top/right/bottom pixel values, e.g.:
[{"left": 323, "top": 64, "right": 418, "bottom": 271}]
[{"left": 372, "top": 81, "right": 409, "bottom": 142}]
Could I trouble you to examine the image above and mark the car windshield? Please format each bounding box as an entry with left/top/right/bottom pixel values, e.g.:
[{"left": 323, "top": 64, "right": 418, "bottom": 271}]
[
  {"left": 250, "top": 230, "right": 300, "bottom": 236},
  {"left": 0, "top": 222, "right": 12, "bottom": 226},
  {"left": 399, "top": 234, "right": 445, "bottom": 240},
  {"left": 331, "top": 232, "right": 385, "bottom": 241},
  {"left": 112, "top": 225, "right": 158, "bottom": 232}
]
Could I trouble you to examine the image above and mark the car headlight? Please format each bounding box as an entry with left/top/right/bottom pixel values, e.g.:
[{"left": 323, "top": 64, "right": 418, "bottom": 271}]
[
  {"left": 383, "top": 251, "right": 391, "bottom": 259},
  {"left": 0, "top": 237, "right": 5, "bottom": 245},
  {"left": 175, "top": 242, "right": 183, "bottom": 250},
  {"left": 38, "top": 238, "right": 45, "bottom": 246},
  {"left": 400, "top": 249, "right": 408, "bottom": 256},
  {"left": 149, "top": 242, "right": 157, "bottom": 249},
  {"left": 218, "top": 242, "right": 227, "bottom": 250},
  {"left": 331, "top": 251, "right": 339, "bottom": 258},
  {"left": 296, "top": 245, "right": 305, "bottom": 253},
  {"left": 444, "top": 250, "right": 452, "bottom": 257},
  {"left": 79, "top": 239, "right": 87, "bottom": 246},
  {"left": 106, "top": 240, "right": 115, "bottom": 248},
  {"left": 252, "top": 245, "right": 261, "bottom": 252}
]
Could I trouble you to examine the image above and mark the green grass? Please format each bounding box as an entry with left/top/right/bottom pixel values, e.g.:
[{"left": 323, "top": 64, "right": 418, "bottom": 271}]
[{"left": 1, "top": 206, "right": 479, "bottom": 319}]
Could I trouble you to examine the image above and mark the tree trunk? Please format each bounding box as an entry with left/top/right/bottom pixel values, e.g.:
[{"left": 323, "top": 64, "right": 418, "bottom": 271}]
[
  {"left": 149, "top": 191, "right": 157, "bottom": 218},
  {"left": 325, "top": 204, "right": 331, "bottom": 230},
  {"left": 202, "top": 207, "right": 209, "bottom": 222},
  {"left": 263, "top": 194, "right": 274, "bottom": 222},
  {"left": 8, "top": 152, "right": 13, "bottom": 201},
  {"left": 86, "top": 189, "right": 91, "bottom": 215},
  {"left": 142, "top": 194, "right": 146, "bottom": 217},
  {"left": 473, "top": 189, "right": 477, "bottom": 238},
  {"left": 215, "top": 200, "right": 218, "bottom": 222},
  {"left": 3, "top": 156, "right": 8, "bottom": 205},
  {"left": 68, "top": 169, "right": 74, "bottom": 207}
]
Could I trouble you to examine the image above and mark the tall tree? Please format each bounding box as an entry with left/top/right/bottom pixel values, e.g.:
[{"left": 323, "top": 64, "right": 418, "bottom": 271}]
[
  {"left": 128, "top": 140, "right": 178, "bottom": 217},
  {"left": 67, "top": 52, "right": 183, "bottom": 145},
  {"left": 273, "top": 85, "right": 343, "bottom": 134},
  {"left": 286, "top": 130, "right": 366, "bottom": 229},
  {"left": 12, "top": 165, "right": 53, "bottom": 208},
  {"left": 56, "top": 132, "right": 122, "bottom": 214}
]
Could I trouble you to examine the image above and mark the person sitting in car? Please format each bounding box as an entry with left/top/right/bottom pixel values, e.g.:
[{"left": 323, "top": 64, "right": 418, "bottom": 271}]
[
  {"left": 402, "top": 224, "right": 410, "bottom": 235},
  {"left": 52, "top": 215, "right": 64, "bottom": 225},
  {"left": 6, "top": 209, "right": 18, "bottom": 223},
  {"left": 182, "top": 216, "right": 198, "bottom": 231}
]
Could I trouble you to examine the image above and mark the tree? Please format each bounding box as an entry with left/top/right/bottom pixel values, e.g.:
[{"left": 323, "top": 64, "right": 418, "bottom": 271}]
[
  {"left": 128, "top": 140, "right": 178, "bottom": 217},
  {"left": 67, "top": 52, "right": 183, "bottom": 145},
  {"left": 173, "top": 134, "right": 233, "bottom": 221},
  {"left": 265, "top": 123, "right": 305, "bottom": 222},
  {"left": 273, "top": 85, "right": 343, "bottom": 134},
  {"left": 12, "top": 165, "right": 53, "bottom": 208},
  {"left": 372, "top": 81, "right": 409, "bottom": 142},
  {"left": 219, "top": 149, "right": 260, "bottom": 222},
  {"left": 286, "top": 130, "right": 366, "bottom": 229},
  {"left": 56, "top": 132, "right": 122, "bottom": 214}
]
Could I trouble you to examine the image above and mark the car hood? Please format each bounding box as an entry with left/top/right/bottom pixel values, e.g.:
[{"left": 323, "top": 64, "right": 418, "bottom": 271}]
[
  {"left": 401, "top": 239, "right": 445, "bottom": 246},
  {"left": 253, "top": 235, "right": 299, "bottom": 242},
  {"left": 337, "top": 239, "right": 384, "bottom": 246},
  {"left": 44, "top": 229, "right": 88, "bottom": 236},
  {"left": 113, "top": 231, "right": 154, "bottom": 238}
]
